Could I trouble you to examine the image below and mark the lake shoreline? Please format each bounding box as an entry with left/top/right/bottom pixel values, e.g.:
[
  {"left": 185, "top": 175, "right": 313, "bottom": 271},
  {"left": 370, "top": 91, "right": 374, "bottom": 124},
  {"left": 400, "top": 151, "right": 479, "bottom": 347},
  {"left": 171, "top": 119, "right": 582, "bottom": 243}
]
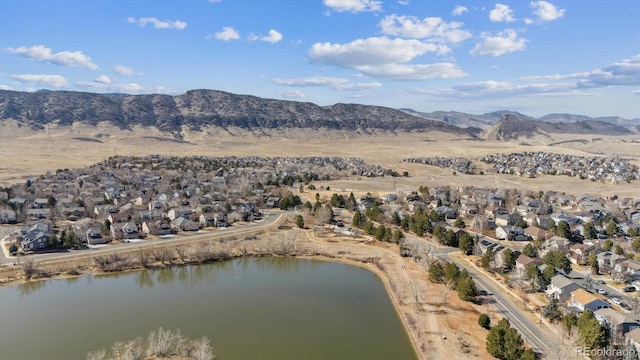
[{"left": 0, "top": 228, "right": 487, "bottom": 359}]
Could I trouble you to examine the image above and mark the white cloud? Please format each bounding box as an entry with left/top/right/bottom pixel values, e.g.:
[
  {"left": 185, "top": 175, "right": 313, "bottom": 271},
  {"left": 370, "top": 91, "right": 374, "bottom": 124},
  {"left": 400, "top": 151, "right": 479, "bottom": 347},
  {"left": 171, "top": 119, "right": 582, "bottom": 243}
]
[
  {"left": 5, "top": 45, "right": 98, "bottom": 70},
  {"left": 127, "top": 17, "right": 187, "bottom": 30},
  {"left": 633, "top": 90, "right": 640, "bottom": 96},
  {"left": 578, "top": 55, "right": 640, "bottom": 87},
  {"left": 249, "top": 29, "right": 283, "bottom": 43},
  {"left": 272, "top": 76, "right": 382, "bottom": 90},
  {"left": 323, "top": 0, "right": 382, "bottom": 13},
  {"left": 113, "top": 64, "right": 142, "bottom": 76},
  {"left": 208, "top": 27, "right": 240, "bottom": 41},
  {"left": 356, "top": 63, "right": 467, "bottom": 80},
  {"left": 524, "top": 18, "right": 534, "bottom": 24},
  {"left": 470, "top": 29, "right": 527, "bottom": 57},
  {"left": 118, "top": 83, "right": 145, "bottom": 92},
  {"left": 309, "top": 37, "right": 438, "bottom": 68},
  {"left": 379, "top": 14, "right": 472, "bottom": 43},
  {"left": 426, "top": 80, "right": 577, "bottom": 99},
  {"left": 11, "top": 74, "right": 69, "bottom": 88},
  {"left": 398, "top": 0, "right": 410, "bottom": 5},
  {"left": 530, "top": 1, "right": 565, "bottom": 22},
  {"left": 0, "top": 85, "right": 13, "bottom": 90},
  {"left": 278, "top": 89, "right": 306, "bottom": 99},
  {"left": 308, "top": 37, "right": 466, "bottom": 81},
  {"left": 452, "top": 5, "right": 468, "bottom": 16},
  {"left": 261, "top": 29, "right": 283, "bottom": 43},
  {"left": 489, "top": 4, "right": 515, "bottom": 22},
  {"left": 273, "top": 76, "right": 348, "bottom": 87},
  {"left": 94, "top": 75, "right": 111, "bottom": 85}
]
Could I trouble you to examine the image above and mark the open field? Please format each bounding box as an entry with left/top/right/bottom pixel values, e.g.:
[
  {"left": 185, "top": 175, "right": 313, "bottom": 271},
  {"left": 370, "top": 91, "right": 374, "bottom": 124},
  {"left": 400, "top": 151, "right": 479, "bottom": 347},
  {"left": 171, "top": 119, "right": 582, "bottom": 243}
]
[{"left": 2, "top": 120, "right": 639, "bottom": 199}]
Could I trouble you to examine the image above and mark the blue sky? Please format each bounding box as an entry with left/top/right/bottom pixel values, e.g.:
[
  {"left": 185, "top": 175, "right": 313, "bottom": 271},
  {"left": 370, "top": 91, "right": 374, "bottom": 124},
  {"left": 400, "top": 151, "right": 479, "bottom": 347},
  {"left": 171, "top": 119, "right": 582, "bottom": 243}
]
[{"left": 1, "top": 0, "right": 639, "bottom": 118}]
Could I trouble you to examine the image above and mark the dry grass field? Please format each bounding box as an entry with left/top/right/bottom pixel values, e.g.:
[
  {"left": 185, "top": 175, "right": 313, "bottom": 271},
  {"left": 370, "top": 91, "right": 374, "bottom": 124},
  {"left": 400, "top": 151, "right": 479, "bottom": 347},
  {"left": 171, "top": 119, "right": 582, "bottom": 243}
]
[{"left": 2, "top": 120, "right": 639, "bottom": 199}]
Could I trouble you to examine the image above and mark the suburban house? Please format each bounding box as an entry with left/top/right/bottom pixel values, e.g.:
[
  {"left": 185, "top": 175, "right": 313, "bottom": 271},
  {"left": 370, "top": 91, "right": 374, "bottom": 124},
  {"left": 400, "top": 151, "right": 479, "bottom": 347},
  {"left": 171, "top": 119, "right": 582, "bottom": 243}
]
[
  {"left": 546, "top": 274, "right": 582, "bottom": 302},
  {"left": 477, "top": 238, "right": 497, "bottom": 255},
  {"left": 111, "top": 222, "right": 139, "bottom": 240},
  {"left": 568, "top": 243, "right": 596, "bottom": 265},
  {"left": 598, "top": 252, "right": 626, "bottom": 273},
  {"left": 543, "top": 236, "right": 571, "bottom": 252},
  {"left": 85, "top": 229, "right": 107, "bottom": 245},
  {"left": 20, "top": 222, "right": 50, "bottom": 251},
  {"left": 495, "top": 225, "right": 526, "bottom": 241},
  {"left": 171, "top": 217, "right": 200, "bottom": 232},
  {"left": 614, "top": 260, "right": 640, "bottom": 282},
  {"left": 524, "top": 226, "right": 547, "bottom": 240},
  {"left": 568, "top": 289, "right": 610, "bottom": 312},
  {"left": 168, "top": 207, "right": 193, "bottom": 221},
  {"left": 515, "top": 254, "right": 542, "bottom": 276},
  {"left": 142, "top": 220, "right": 172, "bottom": 236},
  {"left": 595, "top": 308, "right": 640, "bottom": 336}
]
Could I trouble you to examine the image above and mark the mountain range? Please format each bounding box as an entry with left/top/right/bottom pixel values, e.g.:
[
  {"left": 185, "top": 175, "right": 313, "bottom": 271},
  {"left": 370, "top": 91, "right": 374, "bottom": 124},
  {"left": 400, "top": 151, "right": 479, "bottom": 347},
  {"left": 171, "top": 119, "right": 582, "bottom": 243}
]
[{"left": 0, "top": 89, "right": 637, "bottom": 140}]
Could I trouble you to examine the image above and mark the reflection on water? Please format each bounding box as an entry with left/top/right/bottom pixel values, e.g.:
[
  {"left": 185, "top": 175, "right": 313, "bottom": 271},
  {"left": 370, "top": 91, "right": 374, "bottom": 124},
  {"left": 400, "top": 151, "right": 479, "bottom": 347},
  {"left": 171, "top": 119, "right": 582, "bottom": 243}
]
[{"left": 17, "top": 279, "right": 47, "bottom": 297}]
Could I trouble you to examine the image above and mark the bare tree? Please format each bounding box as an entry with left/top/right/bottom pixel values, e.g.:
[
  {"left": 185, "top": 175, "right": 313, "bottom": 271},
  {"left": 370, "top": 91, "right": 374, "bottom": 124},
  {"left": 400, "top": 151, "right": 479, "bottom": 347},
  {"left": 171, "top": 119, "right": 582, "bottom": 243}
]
[
  {"left": 153, "top": 247, "right": 173, "bottom": 265},
  {"left": 21, "top": 257, "right": 41, "bottom": 279},
  {"left": 175, "top": 246, "right": 189, "bottom": 263},
  {"left": 137, "top": 249, "right": 152, "bottom": 268}
]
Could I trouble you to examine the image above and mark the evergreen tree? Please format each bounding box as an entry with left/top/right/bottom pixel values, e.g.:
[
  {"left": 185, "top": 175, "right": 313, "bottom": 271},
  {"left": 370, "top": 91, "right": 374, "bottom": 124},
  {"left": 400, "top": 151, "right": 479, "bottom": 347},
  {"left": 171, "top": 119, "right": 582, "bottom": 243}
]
[
  {"left": 478, "top": 313, "right": 491, "bottom": 329},
  {"left": 352, "top": 211, "right": 364, "bottom": 228},
  {"left": 555, "top": 220, "right": 571, "bottom": 239},
  {"left": 583, "top": 221, "right": 597, "bottom": 239},
  {"left": 459, "top": 233, "right": 473, "bottom": 255},
  {"left": 428, "top": 262, "right": 444, "bottom": 283},
  {"left": 294, "top": 214, "right": 304, "bottom": 229},
  {"left": 606, "top": 220, "right": 618, "bottom": 238},
  {"left": 522, "top": 243, "right": 538, "bottom": 258},
  {"left": 457, "top": 276, "right": 478, "bottom": 302}
]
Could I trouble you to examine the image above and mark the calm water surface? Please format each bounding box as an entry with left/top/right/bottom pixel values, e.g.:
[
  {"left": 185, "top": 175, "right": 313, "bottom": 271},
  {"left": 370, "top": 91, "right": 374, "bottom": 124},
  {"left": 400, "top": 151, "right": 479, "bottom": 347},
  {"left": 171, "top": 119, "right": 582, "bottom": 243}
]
[{"left": 0, "top": 258, "right": 418, "bottom": 360}]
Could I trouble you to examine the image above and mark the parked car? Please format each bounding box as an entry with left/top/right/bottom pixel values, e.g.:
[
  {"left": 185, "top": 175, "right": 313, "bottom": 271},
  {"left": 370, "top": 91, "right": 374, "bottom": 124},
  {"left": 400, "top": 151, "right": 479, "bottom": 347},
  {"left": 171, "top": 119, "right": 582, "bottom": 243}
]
[
  {"left": 612, "top": 297, "right": 622, "bottom": 305},
  {"left": 596, "top": 288, "right": 608, "bottom": 295},
  {"left": 623, "top": 286, "right": 636, "bottom": 292},
  {"left": 595, "top": 279, "right": 606, "bottom": 285}
]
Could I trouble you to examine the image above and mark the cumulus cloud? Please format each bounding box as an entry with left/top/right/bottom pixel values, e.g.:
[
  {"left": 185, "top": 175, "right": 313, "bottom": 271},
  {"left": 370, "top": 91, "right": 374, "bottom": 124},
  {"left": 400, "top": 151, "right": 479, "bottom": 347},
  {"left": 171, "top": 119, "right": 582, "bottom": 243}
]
[
  {"left": 208, "top": 27, "right": 240, "bottom": 41},
  {"left": 5, "top": 45, "right": 98, "bottom": 70},
  {"left": 0, "top": 85, "right": 13, "bottom": 90},
  {"left": 272, "top": 76, "right": 381, "bottom": 90},
  {"left": 470, "top": 29, "right": 527, "bottom": 57},
  {"left": 94, "top": 75, "right": 111, "bottom": 85},
  {"left": 379, "top": 14, "right": 472, "bottom": 43},
  {"left": 452, "top": 5, "right": 468, "bottom": 16},
  {"left": 323, "top": 0, "right": 382, "bottom": 13},
  {"left": 530, "top": 1, "right": 565, "bottom": 22},
  {"left": 113, "top": 64, "right": 142, "bottom": 76},
  {"left": 127, "top": 17, "right": 187, "bottom": 30},
  {"left": 356, "top": 63, "right": 467, "bottom": 80},
  {"left": 578, "top": 55, "right": 640, "bottom": 87},
  {"left": 489, "top": 4, "right": 515, "bottom": 22},
  {"left": 249, "top": 29, "right": 283, "bottom": 43},
  {"left": 11, "top": 74, "right": 69, "bottom": 88},
  {"left": 309, "top": 37, "right": 438, "bottom": 68},
  {"left": 309, "top": 37, "right": 466, "bottom": 80}
]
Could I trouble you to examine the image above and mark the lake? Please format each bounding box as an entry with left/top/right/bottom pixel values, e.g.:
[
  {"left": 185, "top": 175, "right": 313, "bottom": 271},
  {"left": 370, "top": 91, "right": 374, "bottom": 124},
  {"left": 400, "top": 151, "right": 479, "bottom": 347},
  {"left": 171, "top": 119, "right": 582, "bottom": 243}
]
[{"left": 0, "top": 258, "right": 418, "bottom": 359}]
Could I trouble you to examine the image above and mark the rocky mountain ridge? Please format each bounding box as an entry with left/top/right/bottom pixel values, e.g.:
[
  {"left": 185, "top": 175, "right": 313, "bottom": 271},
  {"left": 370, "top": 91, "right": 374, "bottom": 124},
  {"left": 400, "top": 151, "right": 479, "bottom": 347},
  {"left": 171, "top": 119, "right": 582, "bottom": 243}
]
[
  {"left": 402, "top": 108, "right": 639, "bottom": 132},
  {"left": 0, "top": 89, "right": 466, "bottom": 135},
  {"left": 483, "top": 114, "right": 633, "bottom": 140}
]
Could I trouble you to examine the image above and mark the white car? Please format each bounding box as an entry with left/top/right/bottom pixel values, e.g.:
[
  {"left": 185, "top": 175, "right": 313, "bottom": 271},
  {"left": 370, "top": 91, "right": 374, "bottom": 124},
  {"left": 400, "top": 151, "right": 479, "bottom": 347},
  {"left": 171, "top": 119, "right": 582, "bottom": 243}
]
[
  {"left": 612, "top": 297, "right": 622, "bottom": 305},
  {"left": 596, "top": 288, "right": 608, "bottom": 295}
]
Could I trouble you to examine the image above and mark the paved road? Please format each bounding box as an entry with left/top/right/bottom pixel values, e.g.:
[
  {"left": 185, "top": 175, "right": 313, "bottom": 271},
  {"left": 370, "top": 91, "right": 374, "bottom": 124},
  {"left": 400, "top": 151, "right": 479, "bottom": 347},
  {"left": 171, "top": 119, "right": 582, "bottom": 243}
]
[
  {"left": 450, "top": 257, "right": 554, "bottom": 356},
  {"left": 0, "top": 211, "right": 285, "bottom": 266}
]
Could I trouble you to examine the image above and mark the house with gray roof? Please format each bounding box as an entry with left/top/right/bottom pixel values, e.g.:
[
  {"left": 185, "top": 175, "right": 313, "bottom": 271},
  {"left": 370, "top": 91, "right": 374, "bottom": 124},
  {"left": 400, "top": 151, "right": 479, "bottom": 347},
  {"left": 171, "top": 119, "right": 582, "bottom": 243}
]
[{"left": 546, "top": 274, "right": 582, "bottom": 302}]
